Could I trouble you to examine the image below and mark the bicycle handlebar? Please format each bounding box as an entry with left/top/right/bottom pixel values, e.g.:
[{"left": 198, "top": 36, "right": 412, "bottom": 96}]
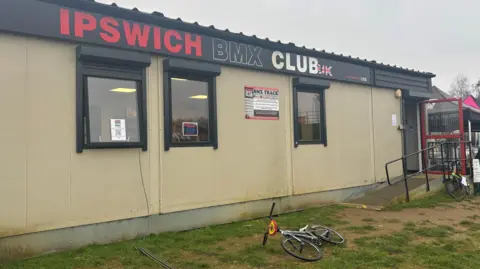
[
  {"left": 268, "top": 201, "right": 276, "bottom": 219},
  {"left": 263, "top": 201, "right": 277, "bottom": 246}
]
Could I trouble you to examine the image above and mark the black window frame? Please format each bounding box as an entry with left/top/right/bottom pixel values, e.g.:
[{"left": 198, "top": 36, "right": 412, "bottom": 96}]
[
  {"left": 76, "top": 46, "right": 151, "bottom": 153},
  {"left": 292, "top": 77, "right": 331, "bottom": 148},
  {"left": 163, "top": 58, "right": 221, "bottom": 151}
]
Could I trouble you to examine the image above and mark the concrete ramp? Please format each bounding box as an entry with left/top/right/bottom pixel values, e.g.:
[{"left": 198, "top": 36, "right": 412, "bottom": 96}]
[{"left": 343, "top": 175, "right": 443, "bottom": 210}]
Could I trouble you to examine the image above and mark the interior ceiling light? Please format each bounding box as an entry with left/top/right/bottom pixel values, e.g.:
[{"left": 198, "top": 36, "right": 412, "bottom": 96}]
[
  {"left": 189, "top": 95, "right": 208, "bottom": 99},
  {"left": 110, "top": 88, "right": 136, "bottom": 93},
  {"left": 172, "top": 77, "right": 188, "bottom": 81}
]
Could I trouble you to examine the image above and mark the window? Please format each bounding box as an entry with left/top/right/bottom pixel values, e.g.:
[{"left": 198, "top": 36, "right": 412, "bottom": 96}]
[
  {"left": 297, "top": 91, "right": 323, "bottom": 142},
  {"left": 292, "top": 77, "right": 330, "bottom": 147},
  {"left": 170, "top": 77, "right": 211, "bottom": 143},
  {"left": 76, "top": 46, "right": 151, "bottom": 153},
  {"left": 163, "top": 58, "right": 221, "bottom": 151},
  {"left": 86, "top": 77, "right": 140, "bottom": 143}
]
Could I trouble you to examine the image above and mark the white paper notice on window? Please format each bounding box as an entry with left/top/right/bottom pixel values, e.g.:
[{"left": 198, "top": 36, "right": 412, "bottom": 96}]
[
  {"left": 473, "top": 159, "right": 480, "bottom": 183},
  {"left": 391, "top": 114, "right": 397, "bottom": 126},
  {"left": 110, "top": 119, "right": 127, "bottom": 141}
]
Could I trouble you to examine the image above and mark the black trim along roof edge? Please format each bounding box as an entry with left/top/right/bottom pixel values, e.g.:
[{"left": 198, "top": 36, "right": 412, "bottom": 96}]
[{"left": 39, "top": 0, "right": 436, "bottom": 78}]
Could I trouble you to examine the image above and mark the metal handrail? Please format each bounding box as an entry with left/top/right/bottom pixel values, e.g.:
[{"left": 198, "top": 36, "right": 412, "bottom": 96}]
[
  {"left": 385, "top": 144, "right": 439, "bottom": 202},
  {"left": 385, "top": 140, "right": 474, "bottom": 202}
]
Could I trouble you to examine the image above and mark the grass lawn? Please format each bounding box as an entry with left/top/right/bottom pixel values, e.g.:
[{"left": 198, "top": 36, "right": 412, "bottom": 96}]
[{"left": 3, "top": 192, "right": 480, "bottom": 269}]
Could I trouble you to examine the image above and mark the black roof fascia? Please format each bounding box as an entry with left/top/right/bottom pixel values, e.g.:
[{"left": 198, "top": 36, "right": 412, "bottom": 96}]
[{"left": 39, "top": 0, "right": 435, "bottom": 79}]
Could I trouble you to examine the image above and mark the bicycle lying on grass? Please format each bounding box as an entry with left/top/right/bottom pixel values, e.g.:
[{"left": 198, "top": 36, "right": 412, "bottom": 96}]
[
  {"left": 261, "top": 201, "right": 345, "bottom": 262},
  {"left": 443, "top": 160, "right": 472, "bottom": 201}
]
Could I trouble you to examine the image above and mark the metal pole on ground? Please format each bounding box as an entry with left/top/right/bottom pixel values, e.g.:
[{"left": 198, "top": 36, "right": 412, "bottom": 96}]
[
  {"left": 422, "top": 148, "right": 430, "bottom": 192},
  {"left": 402, "top": 157, "right": 409, "bottom": 202},
  {"left": 441, "top": 143, "right": 445, "bottom": 183}
]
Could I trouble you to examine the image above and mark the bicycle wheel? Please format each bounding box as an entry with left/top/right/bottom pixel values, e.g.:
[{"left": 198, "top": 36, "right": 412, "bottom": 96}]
[
  {"left": 308, "top": 225, "right": 345, "bottom": 244},
  {"left": 445, "top": 178, "right": 467, "bottom": 201},
  {"left": 464, "top": 177, "right": 475, "bottom": 196},
  {"left": 281, "top": 236, "right": 323, "bottom": 262}
]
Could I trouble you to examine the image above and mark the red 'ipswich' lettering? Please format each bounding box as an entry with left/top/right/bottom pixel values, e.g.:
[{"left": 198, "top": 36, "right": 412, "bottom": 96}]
[
  {"left": 123, "top": 22, "right": 150, "bottom": 48},
  {"left": 153, "top": 27, "right": 161, "bottom": 50},
  {"left": 164, "top": 30, "right": 182, "bottom": 53},
  {"left": 185, "top": 33, "right": 202, "bottom": 57},
  {"left": 60, "top": 9, "right": 203, "bottom": 57},
  {"left": 60, "top": 8, "right": 70, "bottom": 35},
  {"left": 74, "top": 12, "right": 96, "bottom": 38},
  {"left": 100, "top": 17, "right": 120, "bottom": 43}
]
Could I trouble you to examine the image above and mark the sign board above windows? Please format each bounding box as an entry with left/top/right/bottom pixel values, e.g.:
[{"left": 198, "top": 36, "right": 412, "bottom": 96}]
[{"left": 0, "top": 0, "right": 431, "bottom": 89}]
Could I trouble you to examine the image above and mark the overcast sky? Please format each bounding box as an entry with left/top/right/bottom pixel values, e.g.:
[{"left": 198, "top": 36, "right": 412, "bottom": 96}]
[{"left": 98, "top": 0, "right": 480, "bottom": 93}]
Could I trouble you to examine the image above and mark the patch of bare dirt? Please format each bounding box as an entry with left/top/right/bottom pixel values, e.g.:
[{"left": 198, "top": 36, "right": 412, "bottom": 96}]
[
  {"left": 216, "top": 234, "right": 265, "bottom": 253},
  {"left": 214, "top": 199, "right": 480, "bottom": 253},
  {"left": 329, "top": 199, "right": 480, "bottom": 249},
  {"left": 343, "top": 200, "right": 480, "bottom": 226}
]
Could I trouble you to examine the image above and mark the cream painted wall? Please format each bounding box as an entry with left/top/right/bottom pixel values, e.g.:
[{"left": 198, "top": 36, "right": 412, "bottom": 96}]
[
  {"left": 0, "top": 33, "right": 404, "bottom": 237},
  {"left": 0, "top": 35, "right": 158, "bottom": 237},
  {"left": 0, "top": 35, "right": 27, "bottom": 237},
  {"left": 159, "top": 66, "right": 291, "bottom": 213},
  {"left": 372, "top": 88, "right": 403, "bottom": 181},
  {"left": 291, "top": 83, "right": 402, "bottom": 195},
  {"left": 291, "top": 82, "right": 377, "bottom": 195}
]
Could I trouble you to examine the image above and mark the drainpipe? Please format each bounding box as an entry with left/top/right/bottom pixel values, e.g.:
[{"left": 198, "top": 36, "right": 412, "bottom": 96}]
[
  {"left": 400, "top": 93, "right": 408, "bottom": 179},
  {"left": 400, "top": 93, "right": 406, "bottom": 157},
  {"left": 417, "top": 100, "right": 423, "bottom": 171}
]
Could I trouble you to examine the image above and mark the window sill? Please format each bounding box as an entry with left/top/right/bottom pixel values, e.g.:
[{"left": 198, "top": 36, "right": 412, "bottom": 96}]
[
  {"left": 83, "top": 142, "right": 146, "bottom": 150},
  {"left": 295, "top": 141, "right": 327, "bottom": 147},
  {"left": 169, "top": 142, "right": 217, "bottom": 148}
]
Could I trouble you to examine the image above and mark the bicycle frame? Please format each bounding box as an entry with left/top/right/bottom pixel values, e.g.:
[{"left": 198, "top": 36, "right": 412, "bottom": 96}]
[
  {"left": 279, "top": 229, "right": 320, "bottom": 244},
  {"left": 261, "top": 201, "right": 342, "bottom": 262},
  {"left": 444, "top": 160, "right": 464, "bottom": 180},
  {"left": 443, "top": 159, "right": 470, "bottom": 197},
  {"left": 262, "top": 202, "right": 322, "bottom": 246}
]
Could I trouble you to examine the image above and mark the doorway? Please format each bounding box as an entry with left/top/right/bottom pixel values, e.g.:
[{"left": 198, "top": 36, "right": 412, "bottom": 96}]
[
  {"left": 421, "top": 98, "right": 466, "bottom": 175},
  {"left": 404, "top": 99, "right": 420, "bottom": 172}
]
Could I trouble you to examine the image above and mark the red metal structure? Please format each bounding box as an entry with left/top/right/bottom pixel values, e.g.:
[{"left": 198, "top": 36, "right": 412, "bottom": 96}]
[{"left": 420, "top": 98, "right": 466, "bottom": 175}]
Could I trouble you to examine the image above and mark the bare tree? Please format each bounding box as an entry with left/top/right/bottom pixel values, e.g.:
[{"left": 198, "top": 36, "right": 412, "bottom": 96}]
[
  {"left": 450, "top": 74, "right": 471, "bottom": 98},
  {"left": 472, "top": 79, "right": 480, "bottom": 98}
]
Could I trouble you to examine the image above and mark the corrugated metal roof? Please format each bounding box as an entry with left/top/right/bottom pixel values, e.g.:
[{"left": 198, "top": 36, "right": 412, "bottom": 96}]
[{"left": 45, "top": 0, "right": 435, "bottom": 78}]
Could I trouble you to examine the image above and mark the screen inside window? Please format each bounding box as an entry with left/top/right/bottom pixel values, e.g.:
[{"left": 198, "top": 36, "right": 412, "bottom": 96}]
[
  {"left": 297, "top": 91, "right": 322, "bottom": 142},
  {"left": 171, "top": 77, "right": 210, "bottom": 143},
  {"left": 86, "top": 77, "right": 140, "bottom": 143}
]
